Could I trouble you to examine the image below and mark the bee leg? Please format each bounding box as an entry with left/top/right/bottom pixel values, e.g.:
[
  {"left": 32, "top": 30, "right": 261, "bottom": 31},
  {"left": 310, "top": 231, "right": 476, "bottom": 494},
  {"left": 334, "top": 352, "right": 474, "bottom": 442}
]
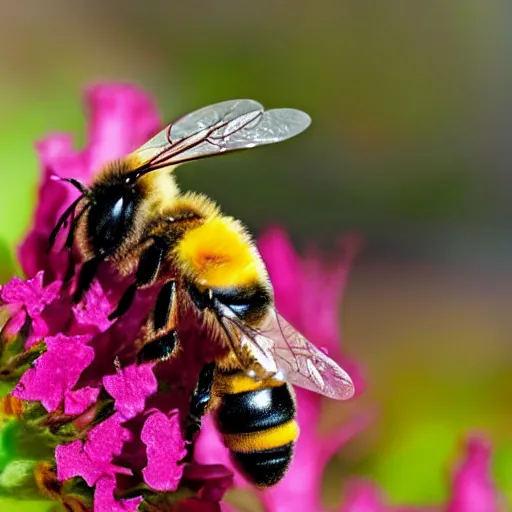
[
  {"left": 73, "top": 255, "right": 103, "bottom": 303},
  {"left": 109, "top": 237, "right": 167, "bottom": 320},
  {"left": 137, "top": 331, "right": 178, "bottom": 363},
  {"left": 183, "top": 362, "right": 216, "bottom": 462},
  {"left": 62, "top": 204, "right": 90, "bottom": 286},
  {"left": 137, "top": 279, "right": 178, "bottom": 363}
]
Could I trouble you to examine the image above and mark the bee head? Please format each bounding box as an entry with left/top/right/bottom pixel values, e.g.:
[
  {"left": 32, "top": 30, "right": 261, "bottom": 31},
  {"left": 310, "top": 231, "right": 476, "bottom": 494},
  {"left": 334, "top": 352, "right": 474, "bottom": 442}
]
[{"left": 85, "top": 175, "right": 141, "bottom": 257}]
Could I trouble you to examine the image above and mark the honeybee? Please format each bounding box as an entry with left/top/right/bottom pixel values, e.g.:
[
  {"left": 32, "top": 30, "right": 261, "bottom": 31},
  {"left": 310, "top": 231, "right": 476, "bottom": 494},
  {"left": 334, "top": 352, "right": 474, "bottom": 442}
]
[{"left": 48, "top": 99, "right": 355, "bottom": 486}]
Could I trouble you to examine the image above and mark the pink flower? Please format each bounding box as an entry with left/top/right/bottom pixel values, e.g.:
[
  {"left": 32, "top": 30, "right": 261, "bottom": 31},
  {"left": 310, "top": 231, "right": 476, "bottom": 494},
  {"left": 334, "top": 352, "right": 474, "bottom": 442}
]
[
  {"left": 0, "top": 271, "right": 61, "bottom": 346},
  {"left": 103, "top": 363, "right": 158, "bottom": 420},
  {"left": 1, "top": 83, "right": 233, "bottom": 510},
  {"left": 339, "top": 480, "right": 389, "bottom": 512},
  {"left": 94, "top": 476, "right": 143, "bottom": 512},
  {"left": 11, "top": 333, "right": 98, "bottom": 414},
  {"left": 56, "top": 413, "right": 132, "bottom": 486},
  {"left": 141, "top": 410, "right": 187, "bottom": 491},
  {"left": 329, "top": 436, "right": 501, "bottom": 512},
  {"left": 71, "top": 280, "right": 115, "bottom": 334},
  {"left": 447, "top": 435, "right": 501, "bottom": 512}
]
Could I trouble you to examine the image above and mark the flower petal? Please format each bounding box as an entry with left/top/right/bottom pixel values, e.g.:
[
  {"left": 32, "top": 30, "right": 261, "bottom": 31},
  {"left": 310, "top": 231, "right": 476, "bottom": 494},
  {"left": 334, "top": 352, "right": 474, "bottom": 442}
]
[
  {"left": 339, "top": 479, "right": 388, "bottom": 512},
  {"left": 64, "top": 386, "right": 100, "bottom": 415},
  {"left": 11, "top": 333, "right": 94, "bottom": 413},
  {"left": 141, "top": 410, "right": 187, "bottom": 491},
  {"left": 1, "top": 271, "right": 61, "bottom": 343},
  {"left": 1, "top": 272, "right": 60, "bottom": 316},
  {"left": 18, "top": 136, "right": 88, "bottom": 279},
  {"left": 84, "top": 83, "right": 161, "bottom": 172},
  {"left": 56, "top": 415, "right": 131, "bottom": 486},
  {"left": 71, "top": 280, "right": 114, "bottom": 334},
  {"left": 63, "top": 83, "right": 159, "bottom": 182},
  {"left": 103, "top": 363, "right": 158, "bottom": 420},
  {"left": 447, "top": 435, "right": 500, "bottom": 512},
  {"left": 258, "top": 226, "right": 303, "bottom": 325},
  {"left": 86, "top": 413, "right": 131, "bottom": 463},
  {"left": 182, "top": 462, "right": 234, "bottom": 502},
  {"left": 56, "top": 440, "right": 117, "bottom": 486},
  {"left": 94, "top": 476, "right": 142, "bottom": 512}
]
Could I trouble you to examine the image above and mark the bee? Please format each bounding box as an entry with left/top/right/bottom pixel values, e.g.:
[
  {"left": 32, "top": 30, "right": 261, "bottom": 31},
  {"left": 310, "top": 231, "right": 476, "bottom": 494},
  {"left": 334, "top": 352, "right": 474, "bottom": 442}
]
[{"left": 48, "top": 99, "right": 355, "bottom": 486}]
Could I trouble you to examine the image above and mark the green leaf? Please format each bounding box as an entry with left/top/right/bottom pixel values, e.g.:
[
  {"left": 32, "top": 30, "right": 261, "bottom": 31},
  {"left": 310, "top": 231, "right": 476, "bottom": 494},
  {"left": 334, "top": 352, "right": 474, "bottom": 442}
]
[
  {"left": 0, "top": 420, "right": 56, "bottom": 470},
  {"left": 0, "top": 460, "right": 42, "bottom": 499},
  {"left": 0, "top": 498, "right": 55, "bottom": 512}
]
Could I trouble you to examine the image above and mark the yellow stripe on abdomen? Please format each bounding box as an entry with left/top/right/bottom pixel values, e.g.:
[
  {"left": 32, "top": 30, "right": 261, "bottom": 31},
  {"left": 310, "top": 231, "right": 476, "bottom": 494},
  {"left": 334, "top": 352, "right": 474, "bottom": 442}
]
[{"left": 222, "top": 420, "right": 299, "bottom": 453}]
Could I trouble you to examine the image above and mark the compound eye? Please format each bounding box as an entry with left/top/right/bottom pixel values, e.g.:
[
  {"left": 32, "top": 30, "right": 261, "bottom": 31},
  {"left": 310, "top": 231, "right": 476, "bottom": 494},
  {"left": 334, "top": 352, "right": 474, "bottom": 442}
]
[{"left": 87, "top": 187, "right": 136, "bottom": 256}]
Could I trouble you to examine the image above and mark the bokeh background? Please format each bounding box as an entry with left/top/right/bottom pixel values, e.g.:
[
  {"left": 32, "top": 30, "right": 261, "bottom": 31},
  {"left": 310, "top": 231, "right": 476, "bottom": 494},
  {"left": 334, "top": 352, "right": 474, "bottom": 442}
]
[{"left": 0, "top": 0, "right": 511, "bottom": 508}]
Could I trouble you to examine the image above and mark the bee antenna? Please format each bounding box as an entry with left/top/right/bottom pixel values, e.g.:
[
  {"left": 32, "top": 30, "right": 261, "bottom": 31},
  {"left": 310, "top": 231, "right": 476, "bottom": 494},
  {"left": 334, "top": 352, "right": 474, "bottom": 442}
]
[
  {"left": 46, "top": 196, "right": 83, "bottom": 253},
  {"left": 50, "top": 174, "right": 89, "bottom": 196}
]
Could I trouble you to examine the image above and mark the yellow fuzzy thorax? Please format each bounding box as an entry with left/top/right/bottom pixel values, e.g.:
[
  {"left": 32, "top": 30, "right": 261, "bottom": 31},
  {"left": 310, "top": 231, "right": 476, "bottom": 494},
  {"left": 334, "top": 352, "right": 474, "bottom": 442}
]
[
  {"left": 173, "top": 214, "right": 266, "bottom": 289},
  {"left": 137, "top": 169, "right": 180, "bottom": 213}
]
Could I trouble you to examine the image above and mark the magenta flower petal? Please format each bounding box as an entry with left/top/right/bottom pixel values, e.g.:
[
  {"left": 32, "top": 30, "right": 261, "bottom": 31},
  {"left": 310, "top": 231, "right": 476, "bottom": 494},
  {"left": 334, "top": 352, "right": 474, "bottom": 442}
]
[
  {"left": 339, "top": 479, "right": 388, "bottom": 512},
  {"left": 194, "top": 415, "right": 244, "bottom": 486},
  {"left": 56, "top": 413, "right": 131, "bottom": 486},
  {"left": 182, "top": 462, "right": 234, "bottom": 502},
  {"left": 1, "top": 271, "right": 62, "bottom": 344},
  {"left": 18, "top": 136, "right": 89, "bottom": 279},
  {"left": 56, "top": 440, "right": 109, "bottom": 486},
  {"left": 84, "top": 413, "right": 131, "bottom": 463},
  {"left": 1, "top": 271, "right": 60, "bottom": 317},
  {"left": 103, "top": 363, "right": 158, "bottom": 420},
  {"left": 84, "top": 83, "right": 161, "bottom": 172},
  {"left": 447, "top": 436, "right": 500, "bottom": 512},
  {"left": 3, "top": 310, "right": 27, "bottom": 339},
  {"left": 141, "top": 410, "right": 187, "bottom": 491},
  {"left": 63, "top": 386, "right": 100, "bottom": 415},
  {"left": 258, "top": 227, "right": 303, "bottom": 325},
  {"left": 11, "top": 333, "right": 94, "bottom": 413},
  {"left": 71, "top": 280, "right": 114, "bottom": 334},
  {"left": 94, "top": 476, "right": 143, "bottom": 512},
  {"left": 56, "top": 439, "right": 131, "bottom": 486}
]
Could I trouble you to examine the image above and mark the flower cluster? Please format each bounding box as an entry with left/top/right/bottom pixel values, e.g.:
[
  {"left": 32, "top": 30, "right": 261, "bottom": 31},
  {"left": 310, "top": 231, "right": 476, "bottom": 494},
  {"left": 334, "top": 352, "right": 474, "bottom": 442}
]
[
  {"left": 0, "top": 85, "right": 232, "bottom": 512},
  {"left": 0, "top": 84, "right": 505, "bottom": 512}
]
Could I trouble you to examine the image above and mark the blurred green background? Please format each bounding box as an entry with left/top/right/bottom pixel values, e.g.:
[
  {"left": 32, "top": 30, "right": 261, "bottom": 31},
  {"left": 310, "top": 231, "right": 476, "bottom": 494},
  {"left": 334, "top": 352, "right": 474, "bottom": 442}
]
[{"left": 0, "top": 0, "right": 511, "bottom": 508}]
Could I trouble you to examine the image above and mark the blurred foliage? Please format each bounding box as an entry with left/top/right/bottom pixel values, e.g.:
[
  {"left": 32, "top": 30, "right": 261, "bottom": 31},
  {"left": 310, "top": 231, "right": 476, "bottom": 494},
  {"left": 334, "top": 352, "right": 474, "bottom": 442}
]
[
  {"left": 0, "top": 499, "right": 53, "bottom": 512},
  {"left": 0, "top": 0, "right": 510, "bottom": 507}
]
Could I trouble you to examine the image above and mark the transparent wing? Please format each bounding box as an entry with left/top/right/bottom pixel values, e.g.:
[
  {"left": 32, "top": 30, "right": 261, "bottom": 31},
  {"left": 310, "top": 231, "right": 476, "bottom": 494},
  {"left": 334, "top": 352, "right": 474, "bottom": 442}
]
[
  {"left": 216, "top": 302, "right": 354, "bottom": 400},
  {"left": 129, "top": 99, "right": 311, "bottom": 173},
  {"left": 216, "top": 302, "right": 280, "bottom": 378}
]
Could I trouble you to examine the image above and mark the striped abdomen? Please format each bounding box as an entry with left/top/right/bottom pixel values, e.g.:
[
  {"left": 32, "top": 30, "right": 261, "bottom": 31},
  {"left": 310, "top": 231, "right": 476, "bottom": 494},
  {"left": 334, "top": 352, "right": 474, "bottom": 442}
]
[{"left": 214, "top": 371, "right": 299, "bottom": 487}]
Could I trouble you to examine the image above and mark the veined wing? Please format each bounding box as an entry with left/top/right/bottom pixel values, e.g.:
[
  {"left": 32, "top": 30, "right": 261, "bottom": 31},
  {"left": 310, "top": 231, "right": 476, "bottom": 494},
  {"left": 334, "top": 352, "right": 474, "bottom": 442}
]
[
  {"left": 216, "top": 302, "right": 354, "bottom": 400},
  {"left": 128, "top": 99, "right": 311, "bottom": 174}
]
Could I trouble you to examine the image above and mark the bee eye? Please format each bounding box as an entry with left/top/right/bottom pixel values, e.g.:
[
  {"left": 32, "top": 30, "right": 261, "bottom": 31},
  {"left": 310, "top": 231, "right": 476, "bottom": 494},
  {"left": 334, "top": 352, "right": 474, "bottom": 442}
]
[{"left": 87, "top": 186, "right": 138, "bottom": 256}]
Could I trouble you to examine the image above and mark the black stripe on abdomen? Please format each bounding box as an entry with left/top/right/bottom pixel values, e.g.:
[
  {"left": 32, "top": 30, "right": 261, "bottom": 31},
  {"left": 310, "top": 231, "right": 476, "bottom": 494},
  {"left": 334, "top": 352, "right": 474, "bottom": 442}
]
[
  {"left": 231, "top": 443, "right": 294, "bottom": 487},
  {"left": 216, "top": 384, "right": 295, "bottom": 434}
]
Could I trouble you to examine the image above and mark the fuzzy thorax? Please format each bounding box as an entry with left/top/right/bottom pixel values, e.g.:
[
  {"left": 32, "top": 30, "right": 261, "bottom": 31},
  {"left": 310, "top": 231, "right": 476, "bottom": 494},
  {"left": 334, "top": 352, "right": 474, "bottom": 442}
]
[{"left": 172, "top": 213, "right": 268, "bottom": 290}]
